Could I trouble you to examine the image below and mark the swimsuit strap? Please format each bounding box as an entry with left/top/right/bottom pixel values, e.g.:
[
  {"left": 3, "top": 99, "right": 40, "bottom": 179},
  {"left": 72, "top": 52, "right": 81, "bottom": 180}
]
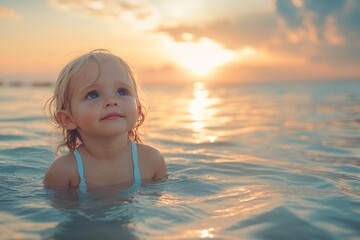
[
  {"left": 73, "top": 149, "right": 87, "bottom": 192},
  {"left": 131, "top": 141, "right": 142, "bottom": 186}
]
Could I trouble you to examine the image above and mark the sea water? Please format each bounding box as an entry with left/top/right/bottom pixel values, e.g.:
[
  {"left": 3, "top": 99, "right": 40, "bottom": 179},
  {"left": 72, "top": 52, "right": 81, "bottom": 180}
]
[{"left": 0, "top": 80, "right": 359, "bottom": 239}]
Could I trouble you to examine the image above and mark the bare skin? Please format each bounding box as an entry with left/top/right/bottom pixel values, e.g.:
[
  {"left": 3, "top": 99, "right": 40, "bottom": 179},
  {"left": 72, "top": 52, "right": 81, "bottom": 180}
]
[{"left": 44, "top": 141, "right": 167, "bottom": 189}]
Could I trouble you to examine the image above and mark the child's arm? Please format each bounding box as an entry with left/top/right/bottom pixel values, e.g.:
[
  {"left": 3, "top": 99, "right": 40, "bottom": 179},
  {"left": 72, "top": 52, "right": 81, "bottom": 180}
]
[
  {"left": 43, "top": 155, "right": 76, "bottom": 187},
  {"left": 153, "top": 153, "right": 167, "bottom": 180}
]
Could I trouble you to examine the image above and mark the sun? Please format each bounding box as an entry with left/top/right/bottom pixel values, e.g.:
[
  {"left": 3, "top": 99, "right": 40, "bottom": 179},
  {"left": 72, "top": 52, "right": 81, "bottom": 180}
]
[{"left": 165, "top": 34, "right": 235, "bottom": 75}]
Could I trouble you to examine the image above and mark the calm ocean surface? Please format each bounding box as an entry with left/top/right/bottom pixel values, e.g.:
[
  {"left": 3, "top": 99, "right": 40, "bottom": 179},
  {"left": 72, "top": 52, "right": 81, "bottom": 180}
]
[{"left": 0, "top": 80, "right": 359, "bottom": 239}]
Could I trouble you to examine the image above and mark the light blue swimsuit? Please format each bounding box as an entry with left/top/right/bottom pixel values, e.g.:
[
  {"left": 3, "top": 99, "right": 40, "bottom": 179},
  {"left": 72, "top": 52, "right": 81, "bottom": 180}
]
[{"left": 73, "top": 141, "right": 142, "bottom": 192}]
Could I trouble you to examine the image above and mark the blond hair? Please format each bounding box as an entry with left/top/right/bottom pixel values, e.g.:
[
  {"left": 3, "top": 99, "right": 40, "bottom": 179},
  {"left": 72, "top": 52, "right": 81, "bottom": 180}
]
[{"left": 46, "top": 49, "right": 145, "bottom": 153}]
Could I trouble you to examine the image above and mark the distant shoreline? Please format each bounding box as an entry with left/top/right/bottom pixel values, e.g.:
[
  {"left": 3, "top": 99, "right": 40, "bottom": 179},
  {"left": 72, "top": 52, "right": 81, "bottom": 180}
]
[
  {"left": 0, "top": 78, "right": 360, "bottom": 88},
  {"left": 0, "top": 80, "right": 54, "bottom": 88}
]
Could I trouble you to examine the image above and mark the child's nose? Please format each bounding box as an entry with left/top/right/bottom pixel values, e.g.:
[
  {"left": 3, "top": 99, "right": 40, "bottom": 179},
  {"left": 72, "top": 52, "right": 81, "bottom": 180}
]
[
  {"left": 105, "top": 101, "right": 118, "bottom": 107},
  {"left": 104, "top": 98, "right": 118, "bottom": 108}
]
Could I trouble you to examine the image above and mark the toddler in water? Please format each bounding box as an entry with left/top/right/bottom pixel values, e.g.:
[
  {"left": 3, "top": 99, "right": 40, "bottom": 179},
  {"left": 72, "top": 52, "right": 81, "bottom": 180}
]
[{"left": 44, "top": 49, "right": 167, "bottom": 191}]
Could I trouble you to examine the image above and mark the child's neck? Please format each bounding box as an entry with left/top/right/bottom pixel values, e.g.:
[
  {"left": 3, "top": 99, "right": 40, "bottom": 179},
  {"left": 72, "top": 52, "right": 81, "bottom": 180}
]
[{"left": 80, "top": 135, "right": 130, "bottom": 161}]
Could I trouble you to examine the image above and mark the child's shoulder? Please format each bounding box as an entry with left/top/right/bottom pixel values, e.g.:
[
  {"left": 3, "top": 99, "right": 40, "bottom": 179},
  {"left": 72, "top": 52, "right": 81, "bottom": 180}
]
[
  {"left": 43, "top": 152, "right": 78, "bottom": 186},
  {"left": 136, "top": 143, "right": 165, "bottom": 167},
  {"left": 136, "top": 143, "right": 162, "bottom": 158},
  {"left": 136, "top": 143, "right": 167, "bottom": 180},
  {"left": 50, "top": 152, "right": 77, "bottom": 170}
]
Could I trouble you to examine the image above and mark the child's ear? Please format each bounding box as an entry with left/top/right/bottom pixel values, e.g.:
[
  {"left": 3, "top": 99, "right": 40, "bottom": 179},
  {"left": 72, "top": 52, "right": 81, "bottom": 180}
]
[{"left": 57, "top": 110, "right": 77, "bottom": 130}]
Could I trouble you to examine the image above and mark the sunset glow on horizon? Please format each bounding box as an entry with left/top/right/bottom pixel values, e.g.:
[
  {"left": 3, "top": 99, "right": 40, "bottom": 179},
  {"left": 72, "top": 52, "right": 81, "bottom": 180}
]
[
  {"left": 165, "top": 34, "right": 236, "bottom": 76},
  {"left": 0, "top": 0, "right": 359, "bottom": 84}
]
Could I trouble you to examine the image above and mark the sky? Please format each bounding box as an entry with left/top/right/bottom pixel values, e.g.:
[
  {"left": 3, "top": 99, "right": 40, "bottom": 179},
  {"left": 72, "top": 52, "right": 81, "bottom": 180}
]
[{"left": 0, "top": 0, "right": 359, "bottom": 84}]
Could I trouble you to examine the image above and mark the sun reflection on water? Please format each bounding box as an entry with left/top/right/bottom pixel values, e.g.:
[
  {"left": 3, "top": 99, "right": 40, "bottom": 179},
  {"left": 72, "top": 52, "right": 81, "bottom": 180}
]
[{"left": 189, "top": 82, "right": 219, "bottom": 143}]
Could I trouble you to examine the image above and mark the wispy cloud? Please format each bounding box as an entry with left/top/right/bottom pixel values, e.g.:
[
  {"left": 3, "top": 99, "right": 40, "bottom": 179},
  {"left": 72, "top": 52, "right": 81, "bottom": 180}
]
[
  {"left": 0, "top": 6, "right": 22, "bottom": 21},
  {"left": 48, "top": 0, "right": 152, "bottom": 20},
  {"left": 275, "top": 0, "right": 360, "bottom": 64},
  {"left": 276, "top": 0, "right": 360, "bottom": 44},
  {"left": 156, "top": 13, "right": 277, "bottom": 50}
]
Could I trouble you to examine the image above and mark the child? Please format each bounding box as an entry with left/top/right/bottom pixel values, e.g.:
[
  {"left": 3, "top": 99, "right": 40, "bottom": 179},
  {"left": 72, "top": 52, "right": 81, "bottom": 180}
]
[{"left": 44, "top": 49, "right": 167, "bottom": 192}]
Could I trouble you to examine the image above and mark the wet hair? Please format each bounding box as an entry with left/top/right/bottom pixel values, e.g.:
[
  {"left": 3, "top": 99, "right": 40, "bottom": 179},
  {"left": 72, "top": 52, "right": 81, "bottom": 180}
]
[{"left": 46, "top": 49, "right": 145, "bottom": 153}]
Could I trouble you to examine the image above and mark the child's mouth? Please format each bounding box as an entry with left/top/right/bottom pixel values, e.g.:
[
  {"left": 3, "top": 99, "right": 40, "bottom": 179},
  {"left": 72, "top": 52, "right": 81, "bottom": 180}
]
[{"left": 101, "top": 113, "right": 124, "bottom": 120}]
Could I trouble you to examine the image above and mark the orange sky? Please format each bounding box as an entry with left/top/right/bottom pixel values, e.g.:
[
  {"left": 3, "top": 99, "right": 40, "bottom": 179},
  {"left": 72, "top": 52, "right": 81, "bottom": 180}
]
[{"left": 0, "top": 0, "right": 359, "bottom": 84}]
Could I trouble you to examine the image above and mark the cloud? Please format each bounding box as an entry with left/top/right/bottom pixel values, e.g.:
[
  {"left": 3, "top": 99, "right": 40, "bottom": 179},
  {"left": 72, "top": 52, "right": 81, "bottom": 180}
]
[
  {"left": 275, "top": 0, "right": 360, "bottom": 42},
  {"left": 156, "top": 12, "right": 277, "bottom": 50},
  {"left": 48, "top": 0, "right": 152, "bottom": 20},
  {"left": 275, "top": 0, "right": 360, "bottom": 65},
  {"left": 0, "top": 6, "right": 22, "bottom": 20},
  {"left": 276, "top": 0, "right": 303, "bottom": 28},
  {"left": 141, "top": 0, "right": 360, "bottom": 83},
  {"left": 157, "top": 0, "right": 360, "bottom": 68}
]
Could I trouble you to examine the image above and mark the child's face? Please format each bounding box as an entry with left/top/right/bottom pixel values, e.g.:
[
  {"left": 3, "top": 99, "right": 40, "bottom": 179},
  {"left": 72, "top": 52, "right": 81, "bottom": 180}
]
[{"left": 68, "top": 59, "right": 139, "bottom": 139}]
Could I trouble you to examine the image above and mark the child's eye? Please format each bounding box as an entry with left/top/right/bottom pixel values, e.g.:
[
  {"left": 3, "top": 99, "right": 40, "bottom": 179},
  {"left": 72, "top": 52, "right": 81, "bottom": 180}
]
[
  {"left": 86, "top": 91, "right": 100, "bottom": 100},
  {"left": 117, "top": 88, "right": 127, "bottom": 96}
]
